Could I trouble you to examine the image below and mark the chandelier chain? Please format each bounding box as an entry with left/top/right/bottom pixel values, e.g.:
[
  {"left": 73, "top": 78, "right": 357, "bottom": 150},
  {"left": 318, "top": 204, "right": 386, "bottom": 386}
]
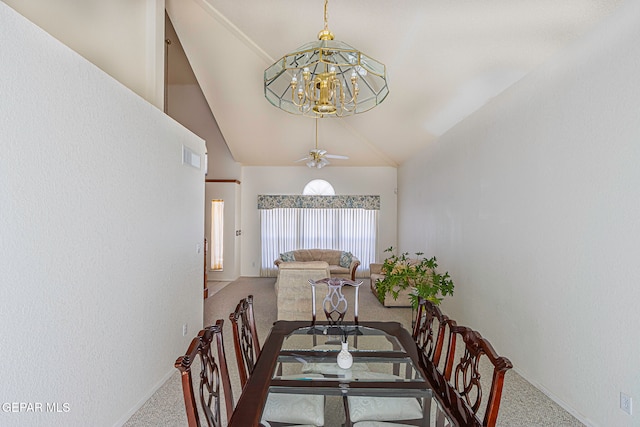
[{"left": 323, "top": 0, "right": 329, "bottom": 31}]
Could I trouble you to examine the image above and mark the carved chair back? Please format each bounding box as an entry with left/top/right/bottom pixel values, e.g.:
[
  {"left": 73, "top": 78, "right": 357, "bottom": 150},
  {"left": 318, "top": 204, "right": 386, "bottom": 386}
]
[
  {"left": 229, "top": 295, "right": 261, "bottom": 388},
  {"left": 309, "top": 278, "right": 362, "bottom": 326},
  {"left": 412, "top": 298, "right": 450, "bottom": 366},
  {"left": 442, "top": 325, "right": 513, "bottom": 427},
  {"left": 175, "top": 319, "right": 234, "bottom": 427}
]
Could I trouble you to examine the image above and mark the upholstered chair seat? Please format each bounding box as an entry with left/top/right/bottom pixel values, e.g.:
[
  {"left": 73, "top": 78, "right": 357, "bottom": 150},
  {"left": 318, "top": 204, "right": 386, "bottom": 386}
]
[
  {"left": 348, "top": 395, "right": 423, "bottom": 424},
  {"left": 262, "top": 375, "right": 325, "bottom": 426},
  {"left": 346, "top": 373, "right": 425, "bottom": 425},
  {"left": 353, "top": 422, "right": 419, "bottom": 427}
]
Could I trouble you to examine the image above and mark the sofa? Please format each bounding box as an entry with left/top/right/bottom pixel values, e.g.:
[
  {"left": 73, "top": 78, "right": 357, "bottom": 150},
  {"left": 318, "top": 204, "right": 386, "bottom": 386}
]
[
  {"left": 274, "top": 249, "right": 360, "bottom": 280},
  {"left": 369, "top": 262, "right": 413, "bottom": 307},
  {"left": 274, "top": 261, "right": 331, "bottom": 320}
]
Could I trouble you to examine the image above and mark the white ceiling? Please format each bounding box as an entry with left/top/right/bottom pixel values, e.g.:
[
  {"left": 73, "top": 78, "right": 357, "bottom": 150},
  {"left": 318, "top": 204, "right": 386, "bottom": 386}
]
[{"left": 166, "top": 0, "right": 622, "bottom": 167}]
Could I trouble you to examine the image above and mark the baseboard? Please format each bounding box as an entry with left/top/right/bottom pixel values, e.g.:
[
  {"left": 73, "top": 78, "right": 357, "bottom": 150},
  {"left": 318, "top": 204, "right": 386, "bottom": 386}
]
[
  {"left": 206, "top": 280, "right": 233, "bottom": 297},
  {"left": 113, "top": 368, "right": 175, "bottom": 427},
  {"left": 512, "top": 366, "right": 595, "bottom": 427}
]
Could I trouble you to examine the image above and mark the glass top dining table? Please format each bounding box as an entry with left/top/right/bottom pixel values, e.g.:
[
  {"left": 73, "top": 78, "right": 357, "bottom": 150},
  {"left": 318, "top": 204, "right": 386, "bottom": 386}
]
[{"left": 228, "top": 320, "right": 437, "bottom": 427}]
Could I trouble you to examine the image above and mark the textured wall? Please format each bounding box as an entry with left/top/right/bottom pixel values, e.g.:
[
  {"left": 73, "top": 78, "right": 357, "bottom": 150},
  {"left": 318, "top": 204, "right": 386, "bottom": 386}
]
[
  {"left": 1, "top": 0, "right": 164, "bottom": 107},
  {"left": 397, "top": 2, "right": 640, "bottom": 426},
  {"left": 0, "top": 3, "right": 205, "bottom": 426}
]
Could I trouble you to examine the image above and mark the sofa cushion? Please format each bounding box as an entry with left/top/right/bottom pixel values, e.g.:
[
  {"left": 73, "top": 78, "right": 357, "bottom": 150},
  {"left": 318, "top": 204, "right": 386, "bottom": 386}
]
[
  {"left": 279, "top": 251, "right": 296, "bottom": 262},
  {"left": 275, "top": 249, "right": 360, "bottom": 280},
  {"left": 292, "top": 249, "right": 340, "bottom": 265},
  {"left": 339, "top": 251, "right": 353, "bottom": 268},
  {"left": 329, "top": 265, "right": 350, "bottom": 276}
]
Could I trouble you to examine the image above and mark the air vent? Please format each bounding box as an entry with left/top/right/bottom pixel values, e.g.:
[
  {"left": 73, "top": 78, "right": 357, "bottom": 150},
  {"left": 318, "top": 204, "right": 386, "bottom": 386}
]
[{"left": 182, "top": 145, "right": 201, "bottom": 169}]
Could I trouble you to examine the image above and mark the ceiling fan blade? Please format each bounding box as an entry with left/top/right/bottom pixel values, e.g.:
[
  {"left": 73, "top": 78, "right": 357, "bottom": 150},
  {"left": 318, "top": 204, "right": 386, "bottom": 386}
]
[
  {"left": 325, "top": 154, "right": 349, "bottom": 159},
  {"left": 295, "top": 156, "right": 311, "bottom": 162}
]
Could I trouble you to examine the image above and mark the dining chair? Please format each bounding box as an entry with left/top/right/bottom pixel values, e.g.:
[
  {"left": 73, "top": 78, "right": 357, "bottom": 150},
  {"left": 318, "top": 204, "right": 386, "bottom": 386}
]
[
  {"left": 441, "top": 325, "right": 513, "bottom": 427},
  {"left": 229, "top": 295, "right": 326, "bottom": 426},
  {"left": 309, "top": 277, "right": 362, "bottom": 326},
  {"left": 309, "top": 277, "right": 363, "bottom": 344},
  {"left": 412, "top": 299, "right": 460, "bottom": 427},
  {"left": 302, "top": 278, "right": 370, "bottom": 379},
  {"left": 413, "top": 298, "right": 449, "bottom": 364},
  {"left": 229, "top": 295, "right": 261, "bottom": 388},
  {"left": 310, "top": 278, "right": 426, "bottom": 426},
  {"left": 175, "top": 319, "right": 234, "bottom": 427},
  {"left": 413, "top": 298, "right": 460, "bottom": 378}
]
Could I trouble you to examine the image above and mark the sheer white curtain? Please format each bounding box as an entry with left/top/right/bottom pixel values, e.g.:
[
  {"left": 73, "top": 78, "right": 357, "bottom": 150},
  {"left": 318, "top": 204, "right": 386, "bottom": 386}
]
[
  {"left": 210, "top": 200, "right": 224, "bottom": 271},
  {"left": 260, "top": 208, "right": 377, "bottom": 277}
]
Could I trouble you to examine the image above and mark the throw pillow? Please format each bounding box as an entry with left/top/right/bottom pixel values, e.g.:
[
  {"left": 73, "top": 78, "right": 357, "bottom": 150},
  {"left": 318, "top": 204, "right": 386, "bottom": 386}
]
[
  {"left": 339, "top": 251, "right": 353, "bottom": 268},
  {"left": 280, "top": 251, "right": 296, "bottom": 262}
]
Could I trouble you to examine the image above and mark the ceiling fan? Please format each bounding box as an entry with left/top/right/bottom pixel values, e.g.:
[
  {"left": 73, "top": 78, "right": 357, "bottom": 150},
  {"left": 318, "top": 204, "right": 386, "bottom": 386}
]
[{"left": 296, "top": 119, "right": 349, "bottom": 168}]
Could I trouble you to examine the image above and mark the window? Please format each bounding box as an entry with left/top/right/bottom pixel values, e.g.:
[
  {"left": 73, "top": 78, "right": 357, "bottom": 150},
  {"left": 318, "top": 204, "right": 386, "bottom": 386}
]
[
  {"left": 210, "top": 200, "right": 224, "bottom": 271},
  {"left": 303, "top": 179, "right": 335, "bottom": 195},
  {"left": 258, "top": 192, "right": 380, "bottom": 277}
]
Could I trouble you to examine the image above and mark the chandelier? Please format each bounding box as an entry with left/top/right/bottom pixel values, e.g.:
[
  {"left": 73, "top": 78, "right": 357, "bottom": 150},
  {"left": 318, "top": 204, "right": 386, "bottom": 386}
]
[{"left": 264, "top": 0, "right": 389, "bottom": 117}]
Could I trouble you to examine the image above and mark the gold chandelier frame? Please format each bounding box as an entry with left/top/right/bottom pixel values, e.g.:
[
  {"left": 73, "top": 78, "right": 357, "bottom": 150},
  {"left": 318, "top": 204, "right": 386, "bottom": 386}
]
[{"left": 264, "top": 0, "right": 389, "bottom": 117}]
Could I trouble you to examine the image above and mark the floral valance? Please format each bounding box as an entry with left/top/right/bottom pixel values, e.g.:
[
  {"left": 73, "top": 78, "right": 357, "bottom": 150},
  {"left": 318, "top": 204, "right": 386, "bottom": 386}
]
[{"left": 257, "top": 195, "right": 380, "bottom": 210}]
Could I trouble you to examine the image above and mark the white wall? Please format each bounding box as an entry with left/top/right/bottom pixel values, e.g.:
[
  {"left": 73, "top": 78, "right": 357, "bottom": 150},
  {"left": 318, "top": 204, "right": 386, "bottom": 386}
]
[
  {"left": 240, "top": 167, "right": 397, "bottom": 277},
  {"left": 2, "top": 0, "right": 165, "bottom": 108},
  {"left": 165, "top": 13, "right": 241, "bottom": 180},
  {"left": 0, "top": 4, "right": 205, "bottom": 426},
  {"left": 397, "top": 2, "right": 640, "bottom": 426}
]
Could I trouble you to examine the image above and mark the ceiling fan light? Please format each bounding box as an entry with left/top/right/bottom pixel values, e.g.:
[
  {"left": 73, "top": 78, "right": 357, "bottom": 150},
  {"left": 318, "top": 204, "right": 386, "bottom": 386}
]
[{"left": 299, "top": 117, "right": 346, "bottom": 168}]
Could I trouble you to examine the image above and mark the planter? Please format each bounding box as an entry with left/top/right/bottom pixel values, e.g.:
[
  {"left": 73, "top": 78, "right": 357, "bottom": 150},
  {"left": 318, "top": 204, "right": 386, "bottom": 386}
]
[
  {"left": 373, "top": 247, "right": 454, "bottom": 309},
  {"left": 370, "top": 279, "right": 412, "bottom": 307}
]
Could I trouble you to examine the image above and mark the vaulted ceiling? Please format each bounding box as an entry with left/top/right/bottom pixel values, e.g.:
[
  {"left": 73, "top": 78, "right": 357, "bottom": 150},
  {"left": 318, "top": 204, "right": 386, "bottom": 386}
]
[{"left": 166, "top": 0, "right": 622, "bottom": 167}]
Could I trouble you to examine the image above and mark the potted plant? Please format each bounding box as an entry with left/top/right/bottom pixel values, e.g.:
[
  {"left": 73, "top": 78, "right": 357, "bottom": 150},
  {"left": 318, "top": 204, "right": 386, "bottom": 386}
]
[{"left": 374, "top": 247, "right": 455, "bottom": 308}]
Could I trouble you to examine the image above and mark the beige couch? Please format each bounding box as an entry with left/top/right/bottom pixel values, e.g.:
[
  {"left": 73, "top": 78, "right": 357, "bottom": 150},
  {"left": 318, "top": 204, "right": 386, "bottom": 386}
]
[
  {"left": 274, "top": 249, "right": 360, "bottom": 280},
  {"left": 369, "top": 262, "right": 413, "bottom": 307},
  {"left": 274, "top": 261, "right": 331, "bottom": 320}
]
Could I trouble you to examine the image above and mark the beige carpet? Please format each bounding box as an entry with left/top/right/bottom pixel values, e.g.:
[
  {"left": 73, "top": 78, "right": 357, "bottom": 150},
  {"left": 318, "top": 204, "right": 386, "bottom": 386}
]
[
  {"left": 124, "top": 277, "right": 584, "bottom": 427},
  {"left": 206, "top": 280, "right": 232, "bottom": 297}
]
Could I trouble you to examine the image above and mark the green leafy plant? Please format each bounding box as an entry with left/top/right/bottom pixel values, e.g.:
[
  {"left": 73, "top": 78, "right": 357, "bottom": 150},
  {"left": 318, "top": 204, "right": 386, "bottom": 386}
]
[{"left": 375, "top": 246, "right": 454, "bottom": 308}]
